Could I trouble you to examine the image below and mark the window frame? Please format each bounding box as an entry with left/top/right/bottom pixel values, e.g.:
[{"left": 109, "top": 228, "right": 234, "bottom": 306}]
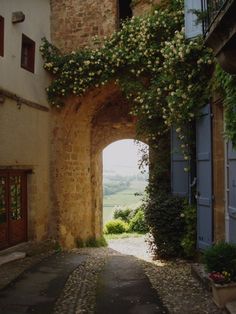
[
  {"left": 0, "top": 16, "right": 4, "bottom": 57},
  {"left": 21, "top": 34, "right": 35, "bottom": 73}
]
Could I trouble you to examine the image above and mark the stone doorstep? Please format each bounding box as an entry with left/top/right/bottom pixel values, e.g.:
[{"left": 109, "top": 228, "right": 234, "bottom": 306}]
[
  {"left": 0, "top": 251, "right": 26, "bottom": 266},
  {"left": 0, "top": 242, "right": 28, "bottom": 256},
  {"left": 0, "top": 242, "right": 28, "bottom": 266}
]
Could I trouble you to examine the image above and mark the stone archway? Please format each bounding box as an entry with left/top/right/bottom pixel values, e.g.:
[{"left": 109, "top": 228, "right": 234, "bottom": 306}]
[{"left": 50, "top": 83, "right": 141, "bottom": 248}]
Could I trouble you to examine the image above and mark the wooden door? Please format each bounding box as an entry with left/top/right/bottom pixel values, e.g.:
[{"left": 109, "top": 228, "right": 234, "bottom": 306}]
[
  {"left": 196, "top": 104, "right": 213, "bottom": 250},
  {"left": 0, "top": 170, "right": 27, "bottom": 249}
]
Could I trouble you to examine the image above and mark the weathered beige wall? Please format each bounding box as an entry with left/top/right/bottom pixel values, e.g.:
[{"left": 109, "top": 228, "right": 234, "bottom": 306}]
[
  {"left": 0, "top": 0, "right": 51, "bottom": 243},
  {"left": 0, "top": 98, "right": 51, "bottom": 241},
  {"left": 0, "top": 0, "right": 51, "bottom": 105}
]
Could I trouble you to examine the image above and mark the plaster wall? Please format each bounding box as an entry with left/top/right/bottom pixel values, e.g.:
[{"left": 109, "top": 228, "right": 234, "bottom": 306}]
[
  {"left": 0, "top": 0, "right": 51, "bottom": 242},
  {"left": 0, "top": 0, "right": 51, "bottom": 105},
  {"left": 0, "top": 98, "right": 51, "bottom": 241}
]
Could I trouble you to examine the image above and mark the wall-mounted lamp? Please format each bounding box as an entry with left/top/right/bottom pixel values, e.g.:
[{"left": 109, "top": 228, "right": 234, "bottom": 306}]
[{"left": 12, "top": 11, "right": 25, "bottom": 24}]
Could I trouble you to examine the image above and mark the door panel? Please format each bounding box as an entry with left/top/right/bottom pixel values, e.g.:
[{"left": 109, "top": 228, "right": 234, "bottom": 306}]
[
  {"left": 9, "top": 172, "right": 27, "bottom": 246},
  {"left": 196, "top": 104, "right": 213, "bottom": 250},
  {"left": 0, "top": 173, "right": 8, "bottom": 249},
  {"left": 0, "top": 170, "right": 27, "bottom": 249},
  {"left": 228, "top": 141, "right": 236, "bottom": 243},
  {"left": 171, "top": 127, "right": 190, "bottom": 197}
]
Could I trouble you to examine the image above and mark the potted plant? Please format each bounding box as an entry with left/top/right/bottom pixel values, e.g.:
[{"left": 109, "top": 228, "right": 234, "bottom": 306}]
[{"left": 203, "top": 242, "right": 236, "bottom": 308}]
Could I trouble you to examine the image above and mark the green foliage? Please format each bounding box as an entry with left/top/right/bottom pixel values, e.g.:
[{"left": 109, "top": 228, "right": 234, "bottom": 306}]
[
  {"left": 181, "top": 202, "right": 197, "bottom": 258},
  {"left": 129, "top": 207, "right": 149, "bottom": 233},
  {"left": 144, "top": 193, "right": 186, "bottom": 258},
  {"left": 54, "top": 241, "right": 62, "bottom": 253},
  {"left": 112, "top": 206, "right": 148, "bottom": 233},
  {"left": 40, "top": 0, "right": 213, "bottom": 151},
  {"left": 113, "top": 207, "right": 132, "bottom": 222},
  {"left": 76, "top": 235, "right": 107, "bottom": 247},
  {"left": 204, "top": 242, "right": 236, "bottom": 278},
  {"left": 104, "top": 219, "right": 129, "bottom": 234},
  {"left": 104, "top": 232, "right": 144, "bottom": 240},
  {"left": 85, "top": 236, "right": 108, "bottom": 247},
  {"left": 214, "top": 64, "right": 236, "bottom": 146}
]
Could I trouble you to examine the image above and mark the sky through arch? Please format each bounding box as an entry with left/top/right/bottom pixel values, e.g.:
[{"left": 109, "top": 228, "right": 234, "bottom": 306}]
[{"left": 103, "top": 139, "right": 148, "bottom": 176}]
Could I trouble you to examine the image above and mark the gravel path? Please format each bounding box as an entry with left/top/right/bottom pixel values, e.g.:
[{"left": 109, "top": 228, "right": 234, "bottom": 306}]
[
  {"left": 108, "top": 236, "right": 223, "bottom": 314},
  {"left": 52, "top": 236, "right": 224, "bottom": 314},
  {"left": 0, "top": 237, "right": 225, "bottom": 314}
]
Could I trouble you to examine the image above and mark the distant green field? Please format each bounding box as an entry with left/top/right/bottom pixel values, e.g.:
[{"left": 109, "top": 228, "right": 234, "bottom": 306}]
[{"left": 103, "top": 179, "right": 147, "bottom": 224}]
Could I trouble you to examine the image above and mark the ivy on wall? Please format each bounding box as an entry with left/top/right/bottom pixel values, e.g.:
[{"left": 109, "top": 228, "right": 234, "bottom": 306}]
[{"left": 214, "top": 64, "right": 236, "bottom": 145}]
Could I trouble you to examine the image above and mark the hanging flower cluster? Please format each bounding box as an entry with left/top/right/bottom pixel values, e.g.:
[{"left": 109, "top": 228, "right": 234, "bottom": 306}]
[{"left": 40, "top": 0, "right": 213, "bottom": 148}]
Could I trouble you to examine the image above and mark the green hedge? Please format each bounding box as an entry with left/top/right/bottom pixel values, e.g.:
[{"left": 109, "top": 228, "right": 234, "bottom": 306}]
[
  {"left": 104, "top": 219, "right": 129, "bottom": 234},
  {"left": 144, "top": 193, "right": 186, "bottom": 258}
]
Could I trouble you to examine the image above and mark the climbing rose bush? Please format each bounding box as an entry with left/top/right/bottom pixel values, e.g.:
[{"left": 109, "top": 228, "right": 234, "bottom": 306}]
[{"left": 40, "top": 0, "right": 213, "bottom": 148}]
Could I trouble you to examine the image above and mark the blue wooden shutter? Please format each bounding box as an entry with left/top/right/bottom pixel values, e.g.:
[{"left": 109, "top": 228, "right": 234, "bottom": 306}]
[
  {"left": 184, "top": 0, "right": 202, "bottom": 39},
  {"left": 171, "top": 127, "right": 189, "bottom": 197},
  {"left": 227, "top": 141, "right": 236, "bottom": 244},
  {"left": 196, "top": 104, "right": 213, "bottom": 250}
]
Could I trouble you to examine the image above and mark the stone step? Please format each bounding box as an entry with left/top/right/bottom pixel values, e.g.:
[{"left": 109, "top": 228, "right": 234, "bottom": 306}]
[
  {"left": 191, "top": 263, "right": 211, "bottom": 291},
  {"left": 0, "top": 251, "right": 26, "bottom": 266},
  {"left": 226, "top": 301, "right": 236, "bottom": 314}
]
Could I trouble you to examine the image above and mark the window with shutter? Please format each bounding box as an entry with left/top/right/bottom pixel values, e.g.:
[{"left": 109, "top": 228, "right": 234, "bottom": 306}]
[
  {"left": 171, "top": 127, "right": 190, "bottom": 198},
  {"left": 184, "top": 0, "right": 203, "bottom": 39},
  {"left": 0, "top": 16, "right": 4, "bottom": 57},
  {"left": 21, "top": 34, "right": 35, "bottom": 73}
]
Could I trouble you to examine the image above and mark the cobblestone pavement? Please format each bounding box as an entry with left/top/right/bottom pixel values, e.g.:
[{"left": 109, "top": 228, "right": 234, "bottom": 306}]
[
  {"left": 0, "top": 240, "right": 55, "bottom": 290},
  {"left": 0, "top": 237, "right": 226, "bottom": 314}
]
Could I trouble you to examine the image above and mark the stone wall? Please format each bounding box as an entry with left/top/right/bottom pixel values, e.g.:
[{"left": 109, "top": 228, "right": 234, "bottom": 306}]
[
  {"left": 50, "top": 82, "right": 139, "bottom": 247},
  {"left": 132, "top": 0, "right": 161, "bottom": 16},
  {"left": 49, "top": 0, "right": 171, "bottom": 248},
  {"left": 50, "top": 0, "right": 163, "bottom": 52},
  {"left": 50, "top": 0, "right": 117, "bottom": 52}
]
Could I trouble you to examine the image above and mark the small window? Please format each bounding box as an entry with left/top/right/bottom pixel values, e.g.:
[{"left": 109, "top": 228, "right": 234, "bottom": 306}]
[
  {"left": 0, "top": 16, "right": 4, "bottom": 57},
  {"left": 119, "top": 0, "right": 132, "bottom": 26},
  {"left": 21, "top": 34, "right": 35, "bottom": 73}
]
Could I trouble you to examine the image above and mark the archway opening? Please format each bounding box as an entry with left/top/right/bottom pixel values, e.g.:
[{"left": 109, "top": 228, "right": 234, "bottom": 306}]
[{"left": 102, "top": 139, "right": 149, "bottom": 229}]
